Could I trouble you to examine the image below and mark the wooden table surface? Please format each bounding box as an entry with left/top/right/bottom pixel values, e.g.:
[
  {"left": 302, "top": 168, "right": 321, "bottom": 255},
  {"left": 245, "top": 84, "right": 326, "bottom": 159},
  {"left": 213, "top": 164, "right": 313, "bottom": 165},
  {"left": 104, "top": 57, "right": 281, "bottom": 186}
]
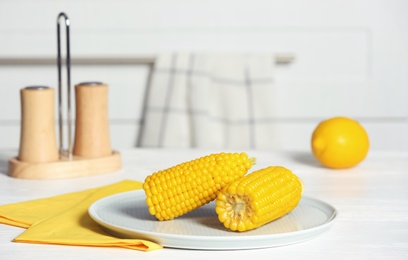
[{"left": 1, "top": 148, "right": 407, "bottom": 260}]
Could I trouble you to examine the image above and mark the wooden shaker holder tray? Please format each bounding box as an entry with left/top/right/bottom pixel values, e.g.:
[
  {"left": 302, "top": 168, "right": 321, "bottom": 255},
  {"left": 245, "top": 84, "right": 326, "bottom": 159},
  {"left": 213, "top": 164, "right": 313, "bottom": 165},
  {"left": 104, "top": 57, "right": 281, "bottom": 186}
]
[{"left": 8, "top": 151, "right": 122, "bottom": 179}]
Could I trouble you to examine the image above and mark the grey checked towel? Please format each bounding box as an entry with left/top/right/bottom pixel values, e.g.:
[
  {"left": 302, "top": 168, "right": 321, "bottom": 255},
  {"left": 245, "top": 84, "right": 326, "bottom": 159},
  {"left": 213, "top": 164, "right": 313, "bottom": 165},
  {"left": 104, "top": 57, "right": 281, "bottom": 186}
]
[{"left": 138, "top": 52, "right": 279, "bottom": 149}]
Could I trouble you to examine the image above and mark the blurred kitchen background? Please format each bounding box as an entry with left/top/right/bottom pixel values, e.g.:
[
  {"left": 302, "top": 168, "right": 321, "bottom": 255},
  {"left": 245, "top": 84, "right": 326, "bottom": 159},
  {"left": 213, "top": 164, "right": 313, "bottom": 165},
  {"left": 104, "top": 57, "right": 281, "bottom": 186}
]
[{"left": 0, "top": 0, "right": 407, "bottom": 151}]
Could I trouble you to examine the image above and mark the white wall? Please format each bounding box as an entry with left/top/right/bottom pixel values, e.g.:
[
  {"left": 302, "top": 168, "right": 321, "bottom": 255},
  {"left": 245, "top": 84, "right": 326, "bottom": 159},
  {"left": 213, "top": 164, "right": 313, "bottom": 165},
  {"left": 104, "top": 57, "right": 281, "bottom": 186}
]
[{"left": 0, "top": 0, "right": 407, "bottom": 151}]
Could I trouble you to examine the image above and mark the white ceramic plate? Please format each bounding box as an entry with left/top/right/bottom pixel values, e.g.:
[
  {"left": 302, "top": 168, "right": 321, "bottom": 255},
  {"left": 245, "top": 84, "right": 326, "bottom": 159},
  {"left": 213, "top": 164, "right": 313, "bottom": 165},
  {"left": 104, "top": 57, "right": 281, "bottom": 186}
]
[{"left": 89, "top": 190, "right": 337, "bottom": 250}]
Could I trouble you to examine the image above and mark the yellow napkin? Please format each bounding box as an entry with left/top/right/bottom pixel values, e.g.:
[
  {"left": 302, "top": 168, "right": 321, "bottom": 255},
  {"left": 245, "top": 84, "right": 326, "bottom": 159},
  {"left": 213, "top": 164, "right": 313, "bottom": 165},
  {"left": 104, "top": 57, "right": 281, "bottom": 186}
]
[{"left": 0, "top": 180, "right": 162, "bottom": 251}]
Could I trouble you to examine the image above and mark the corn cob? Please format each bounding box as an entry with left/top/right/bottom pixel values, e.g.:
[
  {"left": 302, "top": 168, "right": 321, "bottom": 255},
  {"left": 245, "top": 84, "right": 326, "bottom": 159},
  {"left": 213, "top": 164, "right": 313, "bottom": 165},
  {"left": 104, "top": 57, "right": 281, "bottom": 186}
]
[
  {"left": 215, "top": 166, "right": 302, "bottom": 232},
  {"left": 143, "top": 152, "right": 255, "bottom": 221}
]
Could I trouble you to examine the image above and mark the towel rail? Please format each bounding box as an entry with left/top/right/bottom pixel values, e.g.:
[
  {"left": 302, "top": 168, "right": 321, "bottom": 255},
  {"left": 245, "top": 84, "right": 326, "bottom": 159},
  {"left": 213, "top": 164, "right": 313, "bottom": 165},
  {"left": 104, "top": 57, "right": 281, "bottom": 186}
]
[{"left": 0, "top": 54, "right": 294, "bottom": 66}]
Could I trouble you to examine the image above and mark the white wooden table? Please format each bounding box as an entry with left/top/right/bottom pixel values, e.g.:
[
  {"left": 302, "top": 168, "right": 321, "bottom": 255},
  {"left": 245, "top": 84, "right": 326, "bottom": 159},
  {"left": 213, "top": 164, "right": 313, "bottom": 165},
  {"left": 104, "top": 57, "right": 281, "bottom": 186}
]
[{"left": 1, "top": 148, "right": 407, "bottom": 260}]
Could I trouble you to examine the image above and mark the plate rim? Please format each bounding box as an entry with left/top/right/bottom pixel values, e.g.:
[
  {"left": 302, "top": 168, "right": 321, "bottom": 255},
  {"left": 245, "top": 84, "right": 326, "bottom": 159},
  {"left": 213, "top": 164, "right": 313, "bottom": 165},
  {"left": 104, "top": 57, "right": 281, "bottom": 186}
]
[{"left": 89, "top": 189, "right": 338, "bottom": 249}]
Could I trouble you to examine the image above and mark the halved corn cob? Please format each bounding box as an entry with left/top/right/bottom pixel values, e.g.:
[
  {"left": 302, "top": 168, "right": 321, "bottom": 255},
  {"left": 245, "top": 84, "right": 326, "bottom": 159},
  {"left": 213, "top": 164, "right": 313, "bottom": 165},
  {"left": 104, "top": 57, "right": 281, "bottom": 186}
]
[
  {"left": 143, "top": 152, "right": 255, "bottom": 221},
  {"left": 215, "top": 166, "right": 302, "bottom": 232}
]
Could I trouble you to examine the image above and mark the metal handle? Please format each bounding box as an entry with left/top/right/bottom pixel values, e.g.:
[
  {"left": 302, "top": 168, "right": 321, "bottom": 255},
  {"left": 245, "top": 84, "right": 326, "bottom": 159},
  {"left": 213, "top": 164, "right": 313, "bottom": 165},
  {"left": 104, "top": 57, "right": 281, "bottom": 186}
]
[{"left": 57, "top": 12, "right": 72, "bottom": 159}]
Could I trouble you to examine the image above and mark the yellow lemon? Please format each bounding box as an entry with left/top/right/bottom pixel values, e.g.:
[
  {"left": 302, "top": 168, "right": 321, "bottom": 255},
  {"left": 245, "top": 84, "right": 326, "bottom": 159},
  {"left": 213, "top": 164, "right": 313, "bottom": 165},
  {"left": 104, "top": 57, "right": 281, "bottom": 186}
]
[{"left": 311, "top": 116, "right": 369, "bottom": 169}]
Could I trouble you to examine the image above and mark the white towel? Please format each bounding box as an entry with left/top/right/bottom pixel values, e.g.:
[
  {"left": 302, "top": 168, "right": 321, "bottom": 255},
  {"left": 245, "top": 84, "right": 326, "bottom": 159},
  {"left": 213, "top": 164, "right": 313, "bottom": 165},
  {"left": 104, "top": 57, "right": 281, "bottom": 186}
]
[{"left": 138, "top": 52, "right": 279, "bottom": 150}]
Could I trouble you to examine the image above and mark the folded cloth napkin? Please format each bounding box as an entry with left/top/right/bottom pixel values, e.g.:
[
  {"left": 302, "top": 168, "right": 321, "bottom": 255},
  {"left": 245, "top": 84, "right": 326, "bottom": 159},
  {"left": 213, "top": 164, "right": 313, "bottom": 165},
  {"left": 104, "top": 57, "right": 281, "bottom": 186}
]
[
  {"left": 0, "top": 180, "right": 162, "bottom": 251},
  {"left": 138, "top": 52, "right": 279, "bottom": 150}
]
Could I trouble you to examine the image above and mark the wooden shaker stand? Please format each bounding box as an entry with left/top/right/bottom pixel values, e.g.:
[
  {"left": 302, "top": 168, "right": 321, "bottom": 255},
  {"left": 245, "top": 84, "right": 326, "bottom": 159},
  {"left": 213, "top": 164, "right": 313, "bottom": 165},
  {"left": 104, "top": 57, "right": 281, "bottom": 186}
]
[{"left": 8, "top": 13, "right": 121, "bottom": 179}]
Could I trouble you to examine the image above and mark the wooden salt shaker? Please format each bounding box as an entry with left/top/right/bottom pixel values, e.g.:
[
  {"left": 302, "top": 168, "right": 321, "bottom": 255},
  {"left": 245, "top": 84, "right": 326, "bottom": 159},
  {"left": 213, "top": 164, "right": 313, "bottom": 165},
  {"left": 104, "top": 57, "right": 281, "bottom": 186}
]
[
  {"left": 73, "top": 82, "right": 112, "bottom": 158},
  {"left": 18, "top": 86, "right": 59, "bottom": 163}
]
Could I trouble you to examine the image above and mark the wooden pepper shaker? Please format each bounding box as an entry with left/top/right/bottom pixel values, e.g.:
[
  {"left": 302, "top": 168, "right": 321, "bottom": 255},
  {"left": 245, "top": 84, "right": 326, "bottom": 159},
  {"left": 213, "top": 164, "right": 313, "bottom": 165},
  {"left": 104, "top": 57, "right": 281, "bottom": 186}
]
[
  {"left": 18, "top": 86, "right": 59, "bottom": 163},
  {"left": 73, "top": 82, "right": 112, "bottom": 158}
]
